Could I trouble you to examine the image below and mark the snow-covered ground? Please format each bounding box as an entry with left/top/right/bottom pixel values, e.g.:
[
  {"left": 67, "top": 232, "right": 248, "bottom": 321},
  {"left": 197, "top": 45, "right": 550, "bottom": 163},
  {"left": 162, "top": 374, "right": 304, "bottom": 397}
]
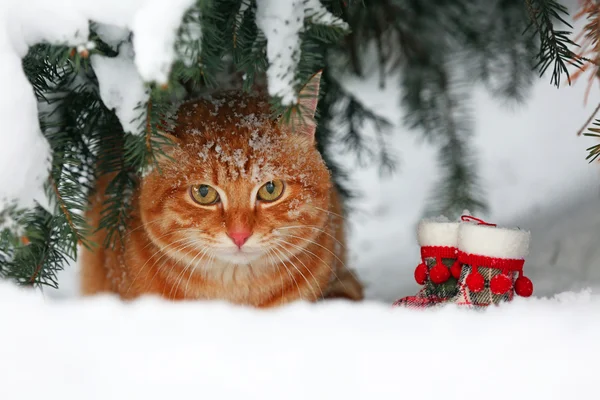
[
  {"left": 3, "top": 281, "right": 600, "bottom": 400},
  {"left": 27, "top": 66, "right": 600, "bottom": 398},
  {"left": 3, "top": 0, "right": 600, "bottom": 398}
]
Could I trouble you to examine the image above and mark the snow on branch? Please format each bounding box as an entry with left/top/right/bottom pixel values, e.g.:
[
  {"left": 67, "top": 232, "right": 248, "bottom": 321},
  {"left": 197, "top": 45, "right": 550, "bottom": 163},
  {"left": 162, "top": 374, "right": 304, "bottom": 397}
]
[
  {"left": 304, "top": 0, "right": 349, "bottom": 27},
  {"left": 256, "top": 0, "right": 348, "bottom": 105},
  {"left": 91, "top": 43, "right": 150, "bottom": 136},
  {"left": 0, "top": 0, "right": 195, "bottom": 209}
]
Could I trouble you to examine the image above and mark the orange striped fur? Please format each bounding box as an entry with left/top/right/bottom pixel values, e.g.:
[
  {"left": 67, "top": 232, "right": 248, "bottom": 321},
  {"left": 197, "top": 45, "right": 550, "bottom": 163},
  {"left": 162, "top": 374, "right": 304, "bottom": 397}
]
[{"left": 80, "top": 72, "right": 363, "bottom": 307}]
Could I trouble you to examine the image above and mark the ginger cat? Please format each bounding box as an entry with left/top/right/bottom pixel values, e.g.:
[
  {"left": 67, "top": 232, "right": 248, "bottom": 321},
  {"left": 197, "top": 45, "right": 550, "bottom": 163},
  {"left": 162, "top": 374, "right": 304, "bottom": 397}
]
[{"left": 80, "top": 72, "right": 363, "bottom": 307}]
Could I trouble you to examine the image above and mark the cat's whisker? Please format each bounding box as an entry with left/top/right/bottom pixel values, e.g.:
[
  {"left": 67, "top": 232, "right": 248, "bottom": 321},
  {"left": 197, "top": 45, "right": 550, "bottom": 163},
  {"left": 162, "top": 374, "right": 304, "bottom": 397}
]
[
  {"left": 207, "top": 253, "right": 217, "bottom": 278},
  {"left": 273, "top": 237, "right": 352, "bottom": 296},
  {"left": 172, "top": 248, "right": 203, "bottom": 299},
  {"left": 265, "top": 248, "right": 279, "bottom": 270},
  {"left": 276, "top": 225, "right": 345, "bottom": 249},
  {"left": 269, "top": 248, "right": 287, "bottom": 301},
  {"left": 184, "top": 247, "right": 211, "bottom": 296},
  {"left": 272, "top": 242, "right": 318, "bottom": 301},
  {"left": 142, "top": 236, "right": 195, "bottom": 272},
  {"left": 274, "top": 241, "right": 324, "bottom": 300},
  {"left": 168, "top": 261, "right": 191, "bottom": 299},
  {"left": 265, "top": 248, "right": 282, "bottom": 278},
  {"left": 269, "top": 244, "right": 303, "bottom": 301},
  {"left": 133, "top": 228, "right": 192, "bottom": 262},
  {"left": 126, "top": 236, "right": 197, "bottom": 295},
  {"left": 124, "top": 216, "right": 174, "bottom": 239},
  {"left": 145, "top": 239, "right": 200, "bottom": 293},
  {"left": 278, "top": 233, "right": 362, "bottom": 286},
  {"left": 170, "top": 244, "right": 210, "bottom": 299},
  {"left": 308, "top": 205, "right": 347, "bottom": 221},
  {"left": 147, "top": 241, "right": 199, "bottom": 290},
  {"left": 265, "top": 248, "right": 285, "bottom": 300},
  {"left": 277, "top": 233, "right": 348, "bottom": 271},
  {"left": 139, "top": 228, "right": 196, "bottom": 253}
]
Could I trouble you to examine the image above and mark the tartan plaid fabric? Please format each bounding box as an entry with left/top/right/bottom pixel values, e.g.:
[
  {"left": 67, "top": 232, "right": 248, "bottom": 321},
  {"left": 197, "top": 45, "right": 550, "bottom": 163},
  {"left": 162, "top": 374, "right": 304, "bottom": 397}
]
[
  {"left": 447, "top": 263, "right": 517, "bottom": 309},
  {"left": 393, "top": 256, "right": 459, "bottom": 309},
  {"left": 393, "top": 292, "right": 446, "bottom": 309},
  {"left": 394, "top": 216, "right": 531, "bottom": 310}
]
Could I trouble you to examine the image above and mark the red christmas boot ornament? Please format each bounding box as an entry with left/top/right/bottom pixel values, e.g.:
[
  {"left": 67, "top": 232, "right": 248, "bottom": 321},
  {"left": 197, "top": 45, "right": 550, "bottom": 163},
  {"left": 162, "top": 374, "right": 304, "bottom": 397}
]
[
  {"left": 465, "top": 266, "right": 485, "bottom": 293},
  {"left": 414, "top": 263, "right": 428, "bottom": 285},
  {"left": 394, "top": 217, "right": 461, "bottom": 309},
  {"left": 450, "top": 260, "right": 462, "bottom": 280},
  {"left": 514, "top": 274, "right": 533, "bottom": 297},
  {"left": 490, "top": 273, "right": 513, "bottom": 295},
  {"left": 447, "top": 215, "right": 533, "bottom": 309}
]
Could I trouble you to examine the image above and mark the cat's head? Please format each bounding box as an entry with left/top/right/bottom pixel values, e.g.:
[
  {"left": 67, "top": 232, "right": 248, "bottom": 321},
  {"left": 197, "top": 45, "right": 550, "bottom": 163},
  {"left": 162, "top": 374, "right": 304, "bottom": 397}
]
[{"left": 139, "top": 72, "right": 332, "bottom": 269}]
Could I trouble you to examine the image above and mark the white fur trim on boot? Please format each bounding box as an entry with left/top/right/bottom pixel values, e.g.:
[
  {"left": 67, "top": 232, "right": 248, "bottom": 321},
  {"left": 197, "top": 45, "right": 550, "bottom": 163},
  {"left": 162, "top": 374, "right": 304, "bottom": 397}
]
[
  {"left": 417, "top": 218, "right": 460, "bottom": 247},
  {"left": 458, "top": 223, "right": 530, "bottom": 259}
]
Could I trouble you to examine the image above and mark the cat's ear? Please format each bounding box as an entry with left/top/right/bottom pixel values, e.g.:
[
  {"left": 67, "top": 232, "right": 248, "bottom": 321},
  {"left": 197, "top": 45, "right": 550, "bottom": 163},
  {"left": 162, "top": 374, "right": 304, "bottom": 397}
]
[{"left": 287, "top": 70, "right": 322, "bottom": 142}]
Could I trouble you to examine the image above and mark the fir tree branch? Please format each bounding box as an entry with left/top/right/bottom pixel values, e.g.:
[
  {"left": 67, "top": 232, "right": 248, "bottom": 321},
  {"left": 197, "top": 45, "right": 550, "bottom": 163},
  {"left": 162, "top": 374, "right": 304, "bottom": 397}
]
[
  {"left": 49, "top": 177, "right": 79, "bottom": 244},
  {"left": 146, "top": 99, "right": 154, "bottom": 153},
  {"left": 525, "top": 0, "right": 583, "bottom": 87},
  {"left": 583, "top": 118, "right": 600, "bottom": 163},
  {"left": 28, "top": 252, "right": 49, "bottom": 285},
  {"left": 578, "top": 102, "right": 600, "bottom": 136}
]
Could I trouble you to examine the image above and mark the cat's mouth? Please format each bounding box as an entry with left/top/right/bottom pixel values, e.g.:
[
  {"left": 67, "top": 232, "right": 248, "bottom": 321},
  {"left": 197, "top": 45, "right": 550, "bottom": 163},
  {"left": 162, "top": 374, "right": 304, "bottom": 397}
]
[{"left": 213, "top": 246, "right": 265, "bottom": 264}]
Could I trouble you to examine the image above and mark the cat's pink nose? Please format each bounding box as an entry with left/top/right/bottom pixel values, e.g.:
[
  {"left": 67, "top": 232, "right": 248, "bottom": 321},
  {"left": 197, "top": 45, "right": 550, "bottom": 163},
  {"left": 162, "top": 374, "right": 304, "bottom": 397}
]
[{"left": 228, "top": 230, "right": 251, "bottom": 248}]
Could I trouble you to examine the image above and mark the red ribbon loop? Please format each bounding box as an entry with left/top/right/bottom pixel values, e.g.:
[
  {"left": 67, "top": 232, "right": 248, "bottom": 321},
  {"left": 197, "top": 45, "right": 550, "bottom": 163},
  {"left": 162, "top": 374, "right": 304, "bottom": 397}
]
[{"left": 460, "top": 215, "right": 497, "bottom": 227}]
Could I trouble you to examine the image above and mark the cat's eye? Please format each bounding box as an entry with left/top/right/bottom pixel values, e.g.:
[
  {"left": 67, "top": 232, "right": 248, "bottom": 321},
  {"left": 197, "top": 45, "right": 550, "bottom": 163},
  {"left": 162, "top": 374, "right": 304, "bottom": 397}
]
[
  {"left": 257, "top": 180, "right": 284, "bottom": 202},
  {"left": 190, "top": 184, "right": 220, "bottom": 205}
]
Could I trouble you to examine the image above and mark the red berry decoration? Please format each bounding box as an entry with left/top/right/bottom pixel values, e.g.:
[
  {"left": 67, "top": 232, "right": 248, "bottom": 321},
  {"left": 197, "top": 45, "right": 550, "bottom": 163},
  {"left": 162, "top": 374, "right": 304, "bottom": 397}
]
[
  {"left": 466, "top": 272, "right": 485, "bottom": 292},
  {"left": 450, "top": 261, "right": 462, "bottom": 279},
  {"left": 414, "top": 263, "right": 428, "bottom": 285},
  {"left": 490, "top": 274, "right": 512, "bottom": 295},
  {"left": 429, "top": 264, "right": 450, "bottom": 284},
  {"left": 514, "top": 276, "right": 533, "bottom": 297}
]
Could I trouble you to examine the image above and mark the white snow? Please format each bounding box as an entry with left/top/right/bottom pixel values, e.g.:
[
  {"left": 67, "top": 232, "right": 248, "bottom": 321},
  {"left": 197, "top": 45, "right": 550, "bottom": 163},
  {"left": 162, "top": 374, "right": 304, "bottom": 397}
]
[
  {"left": 417, "top": 219, "right": 461, "bottom": 247},
  {"left": 92, "top": 22, "right": 130, "bottom": 50},
  {"left": 256, "top": 0, "right": 305, "bottom": 105},
  {"left": 91, "top": 43, "right": 149, "bottom": 135},
  {"left": 0, "top": 46, "right": 51, "bottom": 210},
  {"left": 2, "top": 281, "right": 600, "bottom": 399},
  {"left": 3, "top": 1, "right": 600, "bottom": 397},
  {"left": 130, "top": 0, "right": 196, "bottom": 82},
  {"left": 304, "top": 0, "right": 349, "bottom": 28},
  {"left": 0, "top": 0, "right": 195, "bottom": 208},
  {"left": 256, "top": 0, "right": 347, "bottom": 105},
  {"left": 459, "top": 223, "right": 530, "bottom": 259}
]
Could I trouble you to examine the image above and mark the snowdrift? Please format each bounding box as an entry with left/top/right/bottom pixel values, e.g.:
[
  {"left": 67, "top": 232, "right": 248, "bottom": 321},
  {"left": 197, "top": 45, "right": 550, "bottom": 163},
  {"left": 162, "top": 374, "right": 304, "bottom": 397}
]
[{"left": 1, "top": 281, "right": 598, "bottom": 399}]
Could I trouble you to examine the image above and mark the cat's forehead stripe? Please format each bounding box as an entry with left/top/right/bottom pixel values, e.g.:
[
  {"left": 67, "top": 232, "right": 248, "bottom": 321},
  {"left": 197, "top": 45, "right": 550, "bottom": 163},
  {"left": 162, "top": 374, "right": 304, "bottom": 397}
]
[{"left": 174, "top": 91, "right": 272, "bottom": 137}]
